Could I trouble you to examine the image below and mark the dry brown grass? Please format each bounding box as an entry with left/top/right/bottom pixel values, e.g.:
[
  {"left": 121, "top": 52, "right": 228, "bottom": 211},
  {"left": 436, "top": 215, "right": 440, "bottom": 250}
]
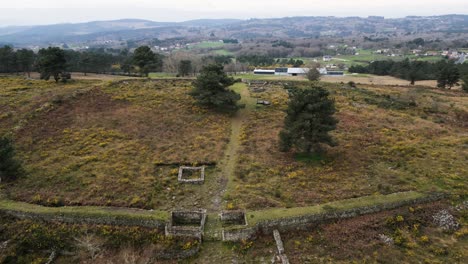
[
  {"left": 280, "top": 202, "right": 466, "bottom": 263},
  {"left": 2, "top": 78, "right": 231, "bottom": 209},
  {"left": 28, "top": 72, "right": 142, "bottom": 81},
  {"left": 226, "top": 82, "right": 467, "bottom": 210},
  {"left": 321, "top": 74, "right": 438, "bottom": 87}
]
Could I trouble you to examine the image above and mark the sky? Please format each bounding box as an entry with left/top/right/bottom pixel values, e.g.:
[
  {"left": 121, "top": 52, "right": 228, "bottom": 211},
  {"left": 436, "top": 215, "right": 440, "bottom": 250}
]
[{"left": 1, "top": 0, "right": 467, "bottom": 26}]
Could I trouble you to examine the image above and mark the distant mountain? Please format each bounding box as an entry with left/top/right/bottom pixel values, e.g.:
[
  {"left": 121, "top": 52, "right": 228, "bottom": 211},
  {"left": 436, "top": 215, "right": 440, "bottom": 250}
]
[
  {"left": 0, "top": 26, "right": 33, "bottom": 36},
  {"left": 0, "top": 18, "right": 245, "bottom": 45},
  {"left": 0, "top": 15, "right": 467, "bottom": 46},
  {"left": 180, "top": 19, "right": 243, "bottom": 27}
]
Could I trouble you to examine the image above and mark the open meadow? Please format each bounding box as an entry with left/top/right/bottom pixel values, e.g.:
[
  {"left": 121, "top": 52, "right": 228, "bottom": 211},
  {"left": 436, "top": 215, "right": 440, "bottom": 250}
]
[
  {"left": 227, "top": 80, "right": 467, "bottom": 210},
  {"left": 0, "top": 77, "right": 231, "bottom": 209},
  {"left": 0, "top": 74, "right": 466, "bottom": 263}
]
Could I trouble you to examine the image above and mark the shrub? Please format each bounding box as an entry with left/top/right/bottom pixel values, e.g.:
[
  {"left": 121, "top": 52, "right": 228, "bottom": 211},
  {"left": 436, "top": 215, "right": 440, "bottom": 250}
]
[
  {"left": 0, "top": 136, "right": 24, "bottom": 182},
  {"left": 306, "top": 68, "right": 321, "bottom": 81}
]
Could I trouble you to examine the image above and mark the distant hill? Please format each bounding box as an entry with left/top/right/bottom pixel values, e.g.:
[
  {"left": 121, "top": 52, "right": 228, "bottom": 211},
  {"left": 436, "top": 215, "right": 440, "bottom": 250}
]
[
  {"left": 180, "top": 19, "right": 243, "bottom": 27},
  {"left": 0, "top": 15, "right": 467, "bottom": 46}
]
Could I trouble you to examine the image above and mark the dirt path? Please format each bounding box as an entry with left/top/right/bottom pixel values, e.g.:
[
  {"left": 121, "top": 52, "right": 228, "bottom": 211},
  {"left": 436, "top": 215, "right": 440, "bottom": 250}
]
[
  {"left": 208, "top": 83, "right": 255, "bottom": 212},
  {"left": 196, "top": 82, "right": 257, "bottom": 261},
  {"left": 200, "top": 83, "right": 255, "bottom": 243}
]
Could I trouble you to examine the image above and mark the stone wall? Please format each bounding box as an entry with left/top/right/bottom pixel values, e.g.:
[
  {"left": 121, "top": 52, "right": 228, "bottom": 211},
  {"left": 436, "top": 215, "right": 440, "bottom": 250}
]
[
  {"left": 166, "top": 209, "right": 207, "bottom": 240},
  {"left": 178, "top": 166, "right": 205, "bottom": 184},
  {"left": 172, "top": 211, "right": 205, "bottom": 225},
  {"left": 220, "top": 211, "right": 247, "bottom": 226},
  {"left": 2, "top": 210, "right": 166, "bottom": 229},
  {"left": 222, "top": 226, "right": 258, "bottom": 241},
  {"left": 222, "top": 193, "right": 445, "bottom": 242}
]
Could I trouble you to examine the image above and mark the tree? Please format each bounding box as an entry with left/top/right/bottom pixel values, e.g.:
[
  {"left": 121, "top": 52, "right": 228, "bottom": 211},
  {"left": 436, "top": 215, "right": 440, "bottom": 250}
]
[
  {"left": 0, "top": 137, "right": 23, "bottom": 182},
  {"left": 78, "top": 52, "right": 92, "bottom": 76},
  {"left": 279, "top": 85, "right": 338, "bottom": 154},
  {"left": 178, "top": 60, "right": 192, "bottom": 77},
  {"left": 190, "top": 64, "right": 240, "bottom": 112},
  {"left": 37, "top": 47, "right": 68, "bottom": 82},
  {"left": 132, "top": 46, "right": 162, "bottom": 77},
  {"left": 0, "top": 45, "right": 17, "bottom": 73},
  {"left": 462, "top": 75, "right": 468, "bottom": 93},
  {"left": 437, "top": 62, "right": 460, "bottom": 89},
  {"left": 306, "top": 68, "right": 321, "bottom": 81},
  {"left": 121, "top": 58, "right": 134, "bottom": 75},
  {"left": 16, "top": 49, "right": 35, "bottom": 77},
  {"left": 408, "top": 67, "right": 424, "bottom": 85}
]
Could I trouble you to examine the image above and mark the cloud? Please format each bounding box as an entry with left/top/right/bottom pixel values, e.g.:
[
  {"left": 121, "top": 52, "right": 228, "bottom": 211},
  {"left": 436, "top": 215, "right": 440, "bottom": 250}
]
[{"left": 1, "top": 0, "right": 467, "bottom": 26}]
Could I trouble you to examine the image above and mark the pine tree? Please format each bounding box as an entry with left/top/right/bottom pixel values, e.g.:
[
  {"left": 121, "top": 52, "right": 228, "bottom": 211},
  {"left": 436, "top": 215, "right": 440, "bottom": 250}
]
[
  {"left": 37, "top": 47, "right": 68, "bottom": 82},
  {"left": 279, "top": 85, "right": 338, "bottom": 153},
  {"left": 190, "top": 64, "right": 240, "bottom": 112},
  {"left": 437, "top": 62, "right": 460, "bottom": 89},
  {"left": 0, "top": 137, "right": 23, "bottom": 182},
  {"left": 462, "top": 75, "right": 468, "bottom": 93},
  {"left": 178, "top": 60, "right": 192, "bottom": 77},
  {"left": 132, "top": 46, "right": 163, "bottom": 77}
]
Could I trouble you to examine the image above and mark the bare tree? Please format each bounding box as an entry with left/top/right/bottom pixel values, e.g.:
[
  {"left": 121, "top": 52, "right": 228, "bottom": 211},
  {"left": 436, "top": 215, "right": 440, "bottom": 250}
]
[{"left": 75, "top": 233, "right": 102, "bottom": 260}]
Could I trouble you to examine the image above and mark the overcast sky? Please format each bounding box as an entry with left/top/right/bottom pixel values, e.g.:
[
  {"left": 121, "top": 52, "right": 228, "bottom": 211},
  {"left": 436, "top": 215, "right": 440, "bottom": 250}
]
[{"left": 1, "top": 0, "right": 467, "bottom": 26}]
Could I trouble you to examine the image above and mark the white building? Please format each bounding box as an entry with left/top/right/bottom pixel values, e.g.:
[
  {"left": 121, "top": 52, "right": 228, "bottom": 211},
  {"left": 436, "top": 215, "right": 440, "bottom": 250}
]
[{"left": 253, "top": 68, "right": 310, "bottom": 76}]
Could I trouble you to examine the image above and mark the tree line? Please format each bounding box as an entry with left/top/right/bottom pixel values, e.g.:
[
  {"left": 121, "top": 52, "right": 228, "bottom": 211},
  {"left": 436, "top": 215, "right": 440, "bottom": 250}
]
[
  {"left": 349, "top": 59, "right": 468, "bottom": 90},
  {"left": 0, "top": 45, "right": 165, "bottom": 80}
]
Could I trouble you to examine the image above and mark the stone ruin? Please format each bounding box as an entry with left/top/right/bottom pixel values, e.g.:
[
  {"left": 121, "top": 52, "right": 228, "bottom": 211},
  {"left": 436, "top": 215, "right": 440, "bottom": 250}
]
[
  {"left": 248, "top": 80, "right": 268, "bottom": 93},
  {"left": 165, "top": 209, "right": 207, "bottom": 240},
  {"left": 220, "top": 210, "right": 247, "bottom": 226},
  {"left": 178, "top": 166, "right": 205, "bottom": 184}
]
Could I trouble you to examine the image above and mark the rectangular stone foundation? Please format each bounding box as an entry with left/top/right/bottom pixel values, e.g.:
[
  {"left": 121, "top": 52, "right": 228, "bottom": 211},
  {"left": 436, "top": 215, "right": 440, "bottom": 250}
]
[
  {"left": 165, "top": 209, "right": 207, "bottom": 240},
  {"left": 220, "top": 211, "right": 247, "bottom": 226},
  {"left": 178, "top": 166, "right": 205, "bottom": 184}
]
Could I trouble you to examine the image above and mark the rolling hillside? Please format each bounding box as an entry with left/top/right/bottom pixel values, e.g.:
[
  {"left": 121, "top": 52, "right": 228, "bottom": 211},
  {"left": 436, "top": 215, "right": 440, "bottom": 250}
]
[{"left": 0, "top": 15, "right": 467, "bottom": 46}]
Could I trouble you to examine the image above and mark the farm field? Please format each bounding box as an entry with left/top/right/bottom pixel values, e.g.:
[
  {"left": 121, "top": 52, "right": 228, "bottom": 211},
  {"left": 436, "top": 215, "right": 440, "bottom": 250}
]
[
  {"left": 189, "top": 41, "right": 225, "bottom": 49},
  {"left": 237, "top": 72, "right": 439, "bottom": 87},
  {"left": 321, "top": 74, "right": 439, "bottom": 87},
  {"left": 309, "top": 48, "right": 445, "bottom": 67},
  {"left": 0, "top": 74, "right": 466, "bottom": 263}
]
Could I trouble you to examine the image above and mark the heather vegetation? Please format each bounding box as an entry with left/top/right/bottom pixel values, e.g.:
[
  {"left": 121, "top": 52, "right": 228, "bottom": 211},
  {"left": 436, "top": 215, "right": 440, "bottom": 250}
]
[
  {"left": 1, "top": 11, "right": 468, "bottom": 264},
  {"left": 0, "top": 70, "right": 466, "bottom": 262}
]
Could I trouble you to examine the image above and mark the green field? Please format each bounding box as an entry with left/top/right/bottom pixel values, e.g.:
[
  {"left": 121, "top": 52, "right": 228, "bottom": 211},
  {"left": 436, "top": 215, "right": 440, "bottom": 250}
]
[
  {"left": 313, "top": 49, "right": 445, "bottom": 67},
  {"left": 189, "top": 41, "right": 225, "bottom": 49},
  {"left": 148, "top": 72, "right": 178, "bottom": 78}
]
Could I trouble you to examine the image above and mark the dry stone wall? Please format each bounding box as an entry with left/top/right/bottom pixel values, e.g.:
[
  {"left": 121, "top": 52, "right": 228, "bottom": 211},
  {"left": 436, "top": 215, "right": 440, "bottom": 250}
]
[
  {"left": 2, "top": 209, "right": 166, "bottom": 229},
  {"left": 223, "top": 193, "right": 445, "bottom": 241}
]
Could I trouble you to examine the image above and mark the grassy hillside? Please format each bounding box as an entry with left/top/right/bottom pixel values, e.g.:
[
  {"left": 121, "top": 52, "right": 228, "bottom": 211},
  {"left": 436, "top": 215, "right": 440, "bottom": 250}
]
[
  {"left": 1, "top": 77, "right": 230, "bottom": 209},
  {"left": 0, "top": 75, "right": 466, "bottom": 263},
  {"left": 226, "top": 81, "right": 467, "bottom": 209}
]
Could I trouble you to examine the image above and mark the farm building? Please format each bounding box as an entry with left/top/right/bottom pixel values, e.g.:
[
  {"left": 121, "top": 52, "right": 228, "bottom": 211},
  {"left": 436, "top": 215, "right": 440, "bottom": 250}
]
[
  {"left": 318, "top": 67, "right": 344, "bottom": 76},
  {"left": 253, "top": 68, "right": 310, "bottom": 76},
  {"left": 253, "top": 69, "right": 275, "bottom": 75},
  {"left": 326, "top": 70, "right": 345, "bottom": 76},
  {"left": 283, "top": 68, "right": 309, "bottom": 76},
  {"left": 254, "top": 67, "right": 343, "bottom": 76}
]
